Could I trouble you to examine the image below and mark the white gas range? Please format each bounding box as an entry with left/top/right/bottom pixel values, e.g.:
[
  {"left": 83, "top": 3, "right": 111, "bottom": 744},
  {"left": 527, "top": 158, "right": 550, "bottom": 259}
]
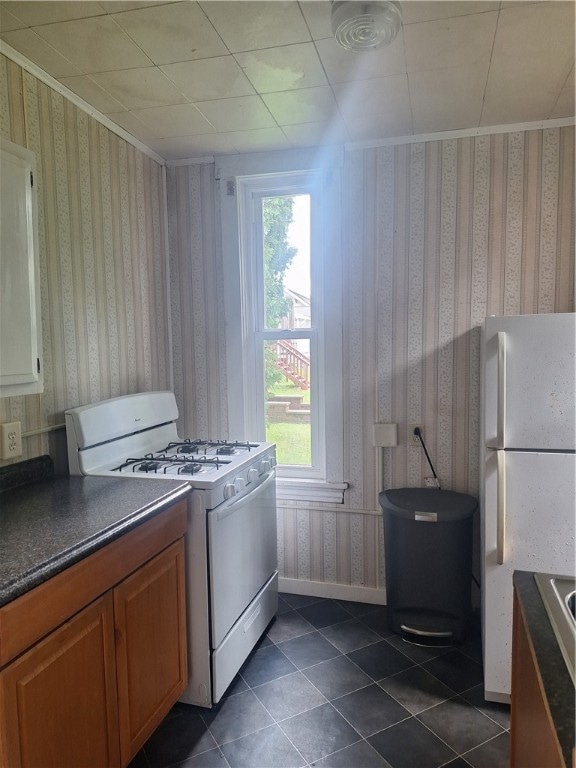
[{"left": 65, "top": 391, "right": 278, "bottom": 708}]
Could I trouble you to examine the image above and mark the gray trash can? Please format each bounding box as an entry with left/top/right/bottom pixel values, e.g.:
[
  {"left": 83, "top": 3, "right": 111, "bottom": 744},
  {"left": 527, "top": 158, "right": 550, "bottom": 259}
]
[{"left": 379, "top": 488, "right": 477, "bottom": 644}]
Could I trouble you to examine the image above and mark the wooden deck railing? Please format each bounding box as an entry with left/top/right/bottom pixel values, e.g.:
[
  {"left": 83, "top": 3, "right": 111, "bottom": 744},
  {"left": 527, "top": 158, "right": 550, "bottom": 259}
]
[{"left": 274, "top": 340, "right": 310, "bottom": 390}]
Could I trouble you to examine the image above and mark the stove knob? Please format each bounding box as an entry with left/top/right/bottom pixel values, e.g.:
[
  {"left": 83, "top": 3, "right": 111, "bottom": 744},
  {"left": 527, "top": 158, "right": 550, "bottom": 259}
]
[
  {"left": 223, "top": 483, "right": 236, "bottom": 500},
  {"left": 247, "top": 467, "right": 259, "bottom": 484},
  {"left": 234, "top": 477, "right": 246, "bottom": 493},
  {"left": 260, "top": 459, "right": 271, "bottom": 473}
]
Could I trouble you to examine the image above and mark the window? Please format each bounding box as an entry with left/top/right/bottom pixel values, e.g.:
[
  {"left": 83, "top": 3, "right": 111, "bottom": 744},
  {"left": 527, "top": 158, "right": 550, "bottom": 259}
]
[{"left": 220, "top": 160, "right": 346, "bottom": 503}]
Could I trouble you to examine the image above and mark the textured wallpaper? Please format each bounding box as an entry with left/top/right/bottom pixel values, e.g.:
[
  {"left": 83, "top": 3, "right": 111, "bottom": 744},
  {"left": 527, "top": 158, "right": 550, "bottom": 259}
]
[
  {"left": 166, "top": 127, "right": 574, "bottom": 596},
  {"left": 0, "top": 54, "right": 170, "bottom": 467},
  {"left": 347, "top": 129, "right": 575, "bottom": 513},
  {"left": 166, "top": 164, "right": 228, "bottom": 440},
  {"left": 1, "top": 49, "right": 573, "bottom": 598}
]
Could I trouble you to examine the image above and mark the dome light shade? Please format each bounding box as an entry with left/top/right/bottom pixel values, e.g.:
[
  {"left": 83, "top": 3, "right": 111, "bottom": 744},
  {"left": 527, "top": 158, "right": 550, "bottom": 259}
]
[{"left": 331, "top": 1, "right": 402, "bottom": 51}]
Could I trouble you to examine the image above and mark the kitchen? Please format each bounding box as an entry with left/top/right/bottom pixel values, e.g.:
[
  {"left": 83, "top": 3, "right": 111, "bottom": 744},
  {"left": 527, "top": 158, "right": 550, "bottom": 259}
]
[{"left": 0, "top": 1, "right": 574, "bottom": 766}]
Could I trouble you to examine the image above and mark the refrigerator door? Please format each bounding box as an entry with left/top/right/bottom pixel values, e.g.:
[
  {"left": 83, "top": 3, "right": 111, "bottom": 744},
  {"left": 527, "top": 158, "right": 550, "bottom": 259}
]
[
  {"left": 483, "top": 449, "right": 576, "bottom": 701},
  {"left": 484, "top": 313, "right": 575, "bottom": 451}
]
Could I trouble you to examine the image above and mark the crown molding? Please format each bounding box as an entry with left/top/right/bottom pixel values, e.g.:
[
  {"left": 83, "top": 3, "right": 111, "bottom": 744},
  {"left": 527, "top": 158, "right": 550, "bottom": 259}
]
[
  {"left": 166, "top": 156, "right": 215, "bottom": 166},
  {"left": 345, "top": 117, "right": 576, "bottom": 151},
  {"left": 0, "top": 41, "right": 165, "bottom": 166}
]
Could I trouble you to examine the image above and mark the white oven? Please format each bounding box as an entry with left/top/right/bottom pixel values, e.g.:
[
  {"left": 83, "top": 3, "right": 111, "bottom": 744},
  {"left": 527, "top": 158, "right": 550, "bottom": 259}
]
[{"left": 65, "top": 391, "right": 278, "bottom": 708}]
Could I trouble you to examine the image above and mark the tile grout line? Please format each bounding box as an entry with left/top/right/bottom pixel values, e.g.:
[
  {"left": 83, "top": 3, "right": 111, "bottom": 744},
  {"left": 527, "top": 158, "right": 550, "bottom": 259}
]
[{"left": 142, "top": 597, "right": 505, "bottom": 768}]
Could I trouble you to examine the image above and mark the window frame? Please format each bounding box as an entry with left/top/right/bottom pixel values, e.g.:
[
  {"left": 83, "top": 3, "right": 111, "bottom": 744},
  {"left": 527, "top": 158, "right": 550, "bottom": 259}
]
[
  {"left": 219, "top": 154, "right": 346, "bottom": 503},
  {"left": 243, "top": 177, "right": 324, "bottom": 480}
]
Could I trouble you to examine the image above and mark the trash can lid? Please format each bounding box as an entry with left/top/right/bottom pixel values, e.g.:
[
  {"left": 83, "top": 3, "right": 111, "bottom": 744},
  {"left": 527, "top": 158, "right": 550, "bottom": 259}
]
[{"left": 379, "top": 488, "right": 477, "bottom": 521}]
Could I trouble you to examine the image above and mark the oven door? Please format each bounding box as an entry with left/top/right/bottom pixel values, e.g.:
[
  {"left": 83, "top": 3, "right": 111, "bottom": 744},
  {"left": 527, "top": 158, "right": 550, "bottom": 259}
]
[{"left": 207, "top": 469, "right": 277, "bottom": 649}]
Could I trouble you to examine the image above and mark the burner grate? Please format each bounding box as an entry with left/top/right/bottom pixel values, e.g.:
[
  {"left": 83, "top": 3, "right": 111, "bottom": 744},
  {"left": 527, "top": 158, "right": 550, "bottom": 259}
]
[
  {"left": 112, "top": 452, "right": 231, "bottom": 474},
  {"left": 161, "top": 439, "right": 259, "bottom": 456}
]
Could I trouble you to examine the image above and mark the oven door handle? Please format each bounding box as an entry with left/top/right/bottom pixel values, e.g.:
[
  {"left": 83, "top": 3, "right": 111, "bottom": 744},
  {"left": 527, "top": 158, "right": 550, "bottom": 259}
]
[{"left": 215, "top": 470, "right": 275, "bottom": 520}]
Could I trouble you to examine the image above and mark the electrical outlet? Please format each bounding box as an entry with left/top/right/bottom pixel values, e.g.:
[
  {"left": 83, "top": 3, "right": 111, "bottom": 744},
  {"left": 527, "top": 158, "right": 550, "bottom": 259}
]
[
  {"left": 410, "top": 425, "right": 423, "bottom": 446},
  {"left": 1, "top": 421, "right": 22, "bottom": 459}
]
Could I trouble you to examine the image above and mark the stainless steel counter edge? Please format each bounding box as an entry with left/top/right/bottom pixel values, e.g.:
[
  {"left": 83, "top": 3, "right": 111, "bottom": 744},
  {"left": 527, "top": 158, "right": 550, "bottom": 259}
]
[{"left": 0, "top": 479, "right": 190, "bottom": 607}]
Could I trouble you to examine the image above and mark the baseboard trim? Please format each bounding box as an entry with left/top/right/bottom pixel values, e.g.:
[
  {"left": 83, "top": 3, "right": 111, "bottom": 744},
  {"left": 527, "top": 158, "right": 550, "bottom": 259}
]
[{"left": 278, "top": 577, "right": 387, "bottom": 605}]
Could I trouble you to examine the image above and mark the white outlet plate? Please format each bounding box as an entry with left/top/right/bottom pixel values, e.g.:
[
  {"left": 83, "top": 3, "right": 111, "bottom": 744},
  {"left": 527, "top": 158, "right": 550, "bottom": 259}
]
[
  {"left": 0, "top": 421, "right": 22, "bottom": 459},
  {"left": 410, "top": 425, "right": 423, "bottom": 446}
]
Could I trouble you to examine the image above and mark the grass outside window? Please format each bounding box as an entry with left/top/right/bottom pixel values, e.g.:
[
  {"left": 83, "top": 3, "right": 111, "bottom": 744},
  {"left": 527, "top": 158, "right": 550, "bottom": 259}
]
[{"left": 266, "top": 377, "right": 311, "bottom": 465}]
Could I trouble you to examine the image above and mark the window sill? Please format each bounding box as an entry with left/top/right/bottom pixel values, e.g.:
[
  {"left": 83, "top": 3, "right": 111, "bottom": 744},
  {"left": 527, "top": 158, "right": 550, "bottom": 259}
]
[{"left": 276, "top": 478, "right": 348, "bottom": 504}]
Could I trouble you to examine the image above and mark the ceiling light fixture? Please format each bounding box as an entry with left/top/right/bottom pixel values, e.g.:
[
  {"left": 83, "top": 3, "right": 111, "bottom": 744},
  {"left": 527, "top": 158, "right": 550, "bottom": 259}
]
[{"left": 331, "top": 1, "right": 402, "bottom": 51}]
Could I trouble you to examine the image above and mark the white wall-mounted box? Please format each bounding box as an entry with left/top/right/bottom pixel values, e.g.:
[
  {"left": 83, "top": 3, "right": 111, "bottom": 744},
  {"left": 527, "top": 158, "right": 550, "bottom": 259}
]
[{"left": 373, "top": 423, "right": 398, "bottom": 447}]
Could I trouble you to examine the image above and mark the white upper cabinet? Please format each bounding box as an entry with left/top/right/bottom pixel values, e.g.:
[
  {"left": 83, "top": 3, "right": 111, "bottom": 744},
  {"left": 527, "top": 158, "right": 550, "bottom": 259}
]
[{"left": 0, "top": 138, "right": 43, "bottom": 397}]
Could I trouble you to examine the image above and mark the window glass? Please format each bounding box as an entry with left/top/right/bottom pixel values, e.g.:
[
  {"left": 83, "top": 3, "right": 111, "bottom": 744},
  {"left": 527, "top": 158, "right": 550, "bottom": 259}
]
[
  {"left": 264, "top": 338, "right": 311, "bottom": 466},
  {"left": 262, "top": 195, "right": 311, "bottom": 330}
]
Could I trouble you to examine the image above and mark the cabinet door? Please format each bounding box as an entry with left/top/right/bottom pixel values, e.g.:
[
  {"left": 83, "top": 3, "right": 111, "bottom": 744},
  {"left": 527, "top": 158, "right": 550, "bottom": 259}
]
[
  {"left": 510, "top": 590, "right": 564, "bottom": 767},
  {"left": 114, "top": 539, "right": 187, "bottom": 765},
  {"left": 0, "top": 139, "right": 43, "bottom": 396},
  {"left": 0, "top": 594, "right": 119, "bottom": 768}
]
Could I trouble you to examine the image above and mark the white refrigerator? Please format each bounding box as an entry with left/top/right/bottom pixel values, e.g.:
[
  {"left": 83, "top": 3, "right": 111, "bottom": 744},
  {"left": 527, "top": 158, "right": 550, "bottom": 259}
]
[{"left": 481, "top": 312, "right": 576, "bottom": 703}]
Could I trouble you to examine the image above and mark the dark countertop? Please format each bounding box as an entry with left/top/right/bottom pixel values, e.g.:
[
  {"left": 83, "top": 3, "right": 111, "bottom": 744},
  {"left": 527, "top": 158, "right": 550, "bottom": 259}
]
[
  {"left": 514, "top": 570, "right": 575, "bottom": 767},
  {"left": 0, "top": 475, "right": 190, "bottom": 607}
]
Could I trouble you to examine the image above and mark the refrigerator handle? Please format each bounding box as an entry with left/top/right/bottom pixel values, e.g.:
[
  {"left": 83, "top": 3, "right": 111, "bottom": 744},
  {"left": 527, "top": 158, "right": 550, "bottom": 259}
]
[
  {"left": 497, "top": 331, "right": 506, "bottom": 448},
  {"left": 497, "top": 449, "right": 506, "bottom": 565}
]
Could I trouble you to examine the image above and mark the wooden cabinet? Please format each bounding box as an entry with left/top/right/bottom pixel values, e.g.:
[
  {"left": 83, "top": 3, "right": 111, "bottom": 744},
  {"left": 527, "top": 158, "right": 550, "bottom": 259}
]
[
  {"left": 115, "top": 540, "right": 187, "bottom": 763},
  {"left": 510, "top": 588, "right": 565, "bottom": 768},
  {"left": 0, "top": 594, "right": 120, "bottom": 768},
  {"left": 0, "top": 501, "right": 188, "bottom": 768}
]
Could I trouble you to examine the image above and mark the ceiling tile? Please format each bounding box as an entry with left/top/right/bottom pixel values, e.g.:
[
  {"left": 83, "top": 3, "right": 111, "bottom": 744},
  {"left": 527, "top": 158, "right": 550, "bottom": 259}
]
[
  {"left": 409, "top": 63, "right": 487, "bottom": 133},
  {"left": 148, "top": 134, "right": 237, "bottom": 160},
  {"left": 235, "top": 43, "right": 327, "bottom": 94},
  {"left": 333, "top": 74, "right": 410, "bottom": 120},
  {"left": 99, "top": 1, "right": 169, "bottom": 11},
  {"left": 402, "top": 1, "right": 500, "bottom": 25},
  {"left": 195, "top": 95, "right": 276, "bottom": 132},
  {"left": 315, "top": 34, "right": 406, "bottom": 84},
  {"left": 225, "top": 127, "right": 292, "bottom": 153},
  {"left": 106, "top": 109, "right": 158, "bottom": 140},
  {"left": 261, "top": 85, "right": 337, "bottom": 126},
  {"left": 160, "top": 56, "right": 255, "bottom": 101},
  {"left": 130, "top": 102, "right": 217, "bottom": 137},
  {"left": 32, "top": 15, "right": 152, "bottom": 73},
  {"left": 89, "top": 67, "right": 187, "bottom": 110},
  {"left": 404, "top": 10, "right": 498, "bottom": 72},
  {"left": 335, "top": 74, "right": 412, "bottom": 140},
  {"left": 551, "top": 66, "right": 575, "bottom": 119},
  {"left": 481, "top": 78, "right": 556, "bottom": 126},
  {"left": 298, "top": 1, "right": 331, "bottom": 40},
  {"left": 199, "top": 0, "right": 310, "bottom": 52},
  {"left": 111, "top": 2, "right": 227, "bottom": 66},
  {"left": 0, "top": 4, "right": 27, "bottom": 33},
  {"left": 282, "top": 119, "right": 349, "bottom": 148},
  {"left": 481, "top": 2, "right": 575, "bottom": 125},
  {"left": 1, "top": 28, "right": 82, "bottom": 77},
  {"left": 345, "top": 110, "right": 412, "bottom": 142},
  {"left": 60, "top": 74, "right": 127, "bottom": 113},
  {"left": 551, "top": 82, "right": 575, "bottom": 119},
  {"left": 1, "top": 1, "right": 106, "bottom": 26}
]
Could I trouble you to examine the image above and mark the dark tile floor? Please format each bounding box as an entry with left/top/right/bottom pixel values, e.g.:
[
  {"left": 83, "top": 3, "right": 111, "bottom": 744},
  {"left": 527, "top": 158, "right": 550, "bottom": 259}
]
[{"left": 130, "top": 594, "right": 510, "bottom": 768}]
